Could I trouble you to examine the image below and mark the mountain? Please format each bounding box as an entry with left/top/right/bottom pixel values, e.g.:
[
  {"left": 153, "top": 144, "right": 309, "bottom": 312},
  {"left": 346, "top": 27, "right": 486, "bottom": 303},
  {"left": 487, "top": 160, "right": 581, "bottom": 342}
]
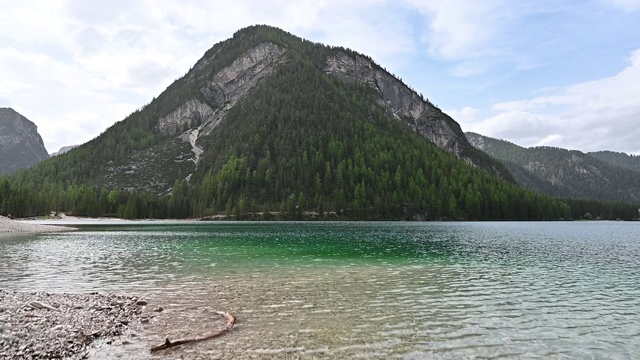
[
  {"left": 588, "top": 151, "right": 640, "bottom": 173},
  {"left": 0, "top": 108, "right": 49, "bottom": 175},
  {"left": 2, "top": 26, "right": 574, "bottom": 220},
  {"left": 466, "top": 132, "right": 640, "bottom": 203},
  {"left": 14, "top": 26, "right": 511, "bottom": 194},
  {"left": 50, "top": 145, "right": 78, "bottom": 157}
]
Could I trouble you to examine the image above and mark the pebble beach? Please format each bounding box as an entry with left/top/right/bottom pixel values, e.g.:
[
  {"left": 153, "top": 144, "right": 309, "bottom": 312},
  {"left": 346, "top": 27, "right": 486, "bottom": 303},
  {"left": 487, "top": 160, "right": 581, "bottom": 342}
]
[
  {"left": 0, "top": 216, "right": 76, "bottom": 234},
  {"left": 0, "top": 291, "right": 149, "bottom": 359}
]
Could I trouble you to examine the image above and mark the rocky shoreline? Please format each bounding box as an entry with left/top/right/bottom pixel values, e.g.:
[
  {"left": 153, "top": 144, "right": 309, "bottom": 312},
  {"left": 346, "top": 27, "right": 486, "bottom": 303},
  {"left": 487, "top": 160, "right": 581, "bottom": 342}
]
[
  {"left": 0, "top": 216, "right": 76, "bottom": 233},
  {"left": 0, "top": 290, "right": 148, "bottom": 359}
]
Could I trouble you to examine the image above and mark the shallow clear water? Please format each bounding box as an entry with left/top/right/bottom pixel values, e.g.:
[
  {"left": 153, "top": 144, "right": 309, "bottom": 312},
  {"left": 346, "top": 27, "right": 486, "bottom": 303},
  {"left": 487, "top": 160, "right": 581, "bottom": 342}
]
[{"left": 1, "top": 221, "right": 639, "bottom": 358}]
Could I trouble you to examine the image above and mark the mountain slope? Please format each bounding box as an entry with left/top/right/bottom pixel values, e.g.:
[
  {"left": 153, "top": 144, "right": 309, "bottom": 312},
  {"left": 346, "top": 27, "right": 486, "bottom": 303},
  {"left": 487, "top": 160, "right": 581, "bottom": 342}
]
[
  {"left": 0, "top": 108, "right": 49, "bottom": 175},
  {"left": 322, "top": 51, "right": 512, "bottom": 182},
  {"left": 3, "top": 25, "right": 572, "bottom": 220},
  {"left": 466, "top": 132, "right": 640, "bottom": 203},
  {"left": 588, "top": 151, "right": 640, "bottom": 173}
]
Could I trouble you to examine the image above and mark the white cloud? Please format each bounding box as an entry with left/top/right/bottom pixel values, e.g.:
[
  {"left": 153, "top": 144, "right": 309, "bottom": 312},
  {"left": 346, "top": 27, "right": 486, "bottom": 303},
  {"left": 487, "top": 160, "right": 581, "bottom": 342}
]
[
  {"left": 0, "top": 1, "right": 70, "bottom": 44},
  {"left": 445, "top": 106, "right": 479, "bottom": 130},
  {"left": 602, "top": 0, "right": 640, "bottom": 11},
  {"left": 534, "top": 134, "right": 565, "bottom": 147},
  {"left": 404, "top": 0, "right": 506, "bottom": 61},
  {"left": 469, "top": 110, "right": 564, "bottom": 145},
  {"left": 449, "top": 61, "right": 490, "bottom": 78},
  {"left": 472, "top": 49, "right": 640, "bottom": 154},
  {"left": 0, "top": 45, "right": 141, "bottom": 152}
]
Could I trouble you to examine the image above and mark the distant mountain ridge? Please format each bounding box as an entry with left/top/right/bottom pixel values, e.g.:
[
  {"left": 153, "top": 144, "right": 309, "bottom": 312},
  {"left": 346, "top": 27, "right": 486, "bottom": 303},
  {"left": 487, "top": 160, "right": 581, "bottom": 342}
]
[
  {"left": 0, "top": 108, "right": 49, "bottom": 175},
  {"left": 465, "top": 132, "right": 640, "bottom": 203},
  {"left": 588, "top": 151, "right": 640, "bottom": 173}
]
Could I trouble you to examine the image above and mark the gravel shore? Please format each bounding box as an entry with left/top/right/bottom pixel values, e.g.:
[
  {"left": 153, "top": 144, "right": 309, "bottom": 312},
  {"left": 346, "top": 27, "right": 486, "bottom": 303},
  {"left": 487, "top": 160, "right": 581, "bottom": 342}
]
[
  {"left": 0, "top": 216, "right": 76, "bottom": 233},
  {"left": 0, "top": 290, "right": 148, "bottom": 359}
]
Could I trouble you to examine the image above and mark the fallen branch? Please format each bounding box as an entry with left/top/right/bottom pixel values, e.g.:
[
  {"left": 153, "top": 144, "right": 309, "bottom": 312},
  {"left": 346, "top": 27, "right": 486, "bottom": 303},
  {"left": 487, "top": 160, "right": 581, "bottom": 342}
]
[
  {"left": 24, "top": 301, "right": 60, "bottom": 312},
  {"left": 150, "top": 311, "right": 236, "bottom": 352}
]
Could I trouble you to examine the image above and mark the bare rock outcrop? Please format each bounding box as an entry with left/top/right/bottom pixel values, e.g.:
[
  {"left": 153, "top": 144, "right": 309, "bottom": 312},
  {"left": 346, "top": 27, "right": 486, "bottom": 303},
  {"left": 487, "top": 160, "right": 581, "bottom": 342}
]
[
  {"left": 325, "top": 52, "right": 479, "bottom": 168},
  {"left": 157, "top": 100, "right": 214, "bottom": 137},
  {"left": 198, "top": 42, "right": 286, "bottom": 135},
  {"left": 0, "top": 108, "right": 49, "bottom": 175},
  {"left": 50, "top": 145, "right": 78, "bottom": 157},
  {"left": 102, "top": 42, "right": 287, "bottom": 193},
  {"left": 159, "top": 42, "right": 286, "bottom": 139}
]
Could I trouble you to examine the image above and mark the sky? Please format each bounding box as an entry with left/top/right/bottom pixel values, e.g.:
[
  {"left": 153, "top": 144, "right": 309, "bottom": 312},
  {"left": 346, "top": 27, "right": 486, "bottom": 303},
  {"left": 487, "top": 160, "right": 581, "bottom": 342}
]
[{"left": 1, "top": 0, "right": 639, "bottom": 155}]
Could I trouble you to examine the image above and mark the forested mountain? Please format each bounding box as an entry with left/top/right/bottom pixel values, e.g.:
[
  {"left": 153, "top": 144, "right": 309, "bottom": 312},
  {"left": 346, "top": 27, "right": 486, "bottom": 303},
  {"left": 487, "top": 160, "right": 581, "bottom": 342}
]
[
  {"left": 0, "top": 108, "right": 49, "bottom": 175},
  {"left": 2, "top": 25, "right": 635, "bottom": 220},
  {"left": 466, "top": 132, "right": 640, "bottom": 203},
  {"left": 588, "top": 151, "right": 640, "bottom": 173},
  {"left": 9, "top": 26, "right": 510, "bottom": 195}
]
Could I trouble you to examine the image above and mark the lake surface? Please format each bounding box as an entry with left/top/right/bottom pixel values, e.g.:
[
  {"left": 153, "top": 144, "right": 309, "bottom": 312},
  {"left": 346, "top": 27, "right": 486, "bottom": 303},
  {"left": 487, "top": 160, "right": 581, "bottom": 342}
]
[{"left": 1, "top": 221, "right": 639, "bottom": 358}]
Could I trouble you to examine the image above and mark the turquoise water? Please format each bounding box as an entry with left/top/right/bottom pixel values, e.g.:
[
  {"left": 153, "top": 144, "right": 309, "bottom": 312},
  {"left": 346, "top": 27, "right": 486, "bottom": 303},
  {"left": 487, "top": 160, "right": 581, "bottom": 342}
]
[{"left": 1, "top": 221, "right": 639, "bottom": 358}]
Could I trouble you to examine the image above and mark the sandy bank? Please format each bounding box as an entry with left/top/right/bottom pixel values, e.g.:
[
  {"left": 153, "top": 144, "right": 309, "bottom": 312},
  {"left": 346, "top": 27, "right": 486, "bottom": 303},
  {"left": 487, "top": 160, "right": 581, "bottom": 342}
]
[{"left": 0, "top": 216, "right": 77, "bottom": 233}]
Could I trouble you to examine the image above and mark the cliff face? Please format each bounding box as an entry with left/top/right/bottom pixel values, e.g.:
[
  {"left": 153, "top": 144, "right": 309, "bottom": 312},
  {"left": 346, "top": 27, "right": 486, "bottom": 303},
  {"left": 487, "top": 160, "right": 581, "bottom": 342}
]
[
  {"left": 324, "top": 52, "right": 507, "bottom": 179},
  {"left": 158, "top": 42, "right": 286, "bottom": 138},
  {"left": 94, "top": 42, "right": 287, "bottom": 192},
  {"left": 0, "top": 108, "right": 49, "bottom": 175}
]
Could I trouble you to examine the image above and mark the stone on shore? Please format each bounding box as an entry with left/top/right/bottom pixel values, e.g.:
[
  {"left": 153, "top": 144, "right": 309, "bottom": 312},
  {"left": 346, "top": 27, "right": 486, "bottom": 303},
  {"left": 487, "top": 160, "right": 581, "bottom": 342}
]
[{"left": 0, "top": 290, "right": 146, "bottom": 359}]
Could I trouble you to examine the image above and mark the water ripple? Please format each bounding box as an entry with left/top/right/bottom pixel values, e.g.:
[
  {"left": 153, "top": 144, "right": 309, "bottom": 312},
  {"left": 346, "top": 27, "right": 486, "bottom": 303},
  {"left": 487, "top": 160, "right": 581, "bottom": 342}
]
[{"left": 1, "top": 221, "right": 640, "bottom": 358}]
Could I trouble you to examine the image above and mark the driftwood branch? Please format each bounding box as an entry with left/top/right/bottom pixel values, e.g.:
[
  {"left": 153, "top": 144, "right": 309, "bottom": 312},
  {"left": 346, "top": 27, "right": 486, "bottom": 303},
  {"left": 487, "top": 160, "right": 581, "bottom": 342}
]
[
  {"left": 24, "top": 301, "right": 60, "bottom": 312},
  {"left": 150, "top": 311, "right": 236, "bottom": 352}
]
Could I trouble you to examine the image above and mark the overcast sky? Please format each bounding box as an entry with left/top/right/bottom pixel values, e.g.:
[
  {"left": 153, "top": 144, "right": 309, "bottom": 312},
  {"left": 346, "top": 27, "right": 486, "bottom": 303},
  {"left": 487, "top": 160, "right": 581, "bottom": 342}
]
[{"left": 1, "top": 0, "right": 639, "bottom": 154}]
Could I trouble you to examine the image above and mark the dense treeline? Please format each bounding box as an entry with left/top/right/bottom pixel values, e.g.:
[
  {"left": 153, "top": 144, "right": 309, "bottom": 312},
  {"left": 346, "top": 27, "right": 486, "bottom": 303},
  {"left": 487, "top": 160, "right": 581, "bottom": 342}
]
[
  {"left": 2, "top": 175, "right": 638, "bottom": 220},
  {"left": 564, "top": 198, "right": 640, "bottom": 221},
  {"left": 0, "top": 179, "right": 161, "bottom": 219}
]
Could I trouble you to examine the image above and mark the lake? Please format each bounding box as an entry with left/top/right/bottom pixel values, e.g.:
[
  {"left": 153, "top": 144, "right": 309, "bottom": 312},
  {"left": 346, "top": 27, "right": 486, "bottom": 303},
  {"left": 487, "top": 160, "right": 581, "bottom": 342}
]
[{"left": 1, "top": 221, "right": 639, "bottom": 358}]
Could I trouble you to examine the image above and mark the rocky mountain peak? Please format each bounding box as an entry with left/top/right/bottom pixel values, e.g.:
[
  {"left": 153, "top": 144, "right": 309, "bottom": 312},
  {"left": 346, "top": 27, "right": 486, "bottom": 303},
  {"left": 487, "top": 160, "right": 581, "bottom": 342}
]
[
  {"left": 0, "top": 108, "right": 49, "bottom": 175},
  {"left": 325, "top": 53, "right": 512, "bottom": 181},
  {"left": 50, "top": 145, "right": 78, "bottom": 157}
]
